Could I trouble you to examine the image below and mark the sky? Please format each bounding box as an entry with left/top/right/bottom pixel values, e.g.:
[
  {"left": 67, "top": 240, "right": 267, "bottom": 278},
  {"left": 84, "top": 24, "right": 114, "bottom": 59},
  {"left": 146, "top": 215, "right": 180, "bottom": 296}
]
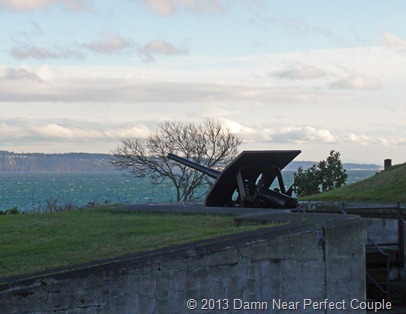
[{"left": 1, "top": 0, "right": 406, "bottom": 165}]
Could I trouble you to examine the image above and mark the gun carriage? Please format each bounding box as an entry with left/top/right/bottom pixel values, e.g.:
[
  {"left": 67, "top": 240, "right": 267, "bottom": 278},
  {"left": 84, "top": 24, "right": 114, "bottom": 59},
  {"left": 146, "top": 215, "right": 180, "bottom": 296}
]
[{"left": 168, "top": 150, "right": 301, "bottom": 209}]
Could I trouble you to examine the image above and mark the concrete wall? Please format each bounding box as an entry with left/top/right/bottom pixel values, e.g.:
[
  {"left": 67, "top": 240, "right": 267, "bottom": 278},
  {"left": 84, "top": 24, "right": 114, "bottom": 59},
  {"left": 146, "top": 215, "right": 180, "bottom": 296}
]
[
  {"left": 0, "top": 214, "right": 367, "bottom": 314},
  {"left": 368, "top": 218, "right": 398, "bottom": 244},
  {"left": 300, "top": 201, "right": 406, "bottom": 278}
]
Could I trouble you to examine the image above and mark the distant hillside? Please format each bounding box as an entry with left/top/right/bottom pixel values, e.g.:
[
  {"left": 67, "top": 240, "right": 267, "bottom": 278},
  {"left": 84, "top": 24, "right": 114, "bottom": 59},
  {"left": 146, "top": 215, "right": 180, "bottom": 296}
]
[
  {"left": 286, "top": 161, "right": 380, "bottom": 171},
  {"left": 0, "top": 151, "right": 380, "bottom": 172},
  {"left": 301, "top": 162, "right": 406, "bottom": 203},
  {"left": 0, "top": 151, "right": 115, "bottom": 172}
]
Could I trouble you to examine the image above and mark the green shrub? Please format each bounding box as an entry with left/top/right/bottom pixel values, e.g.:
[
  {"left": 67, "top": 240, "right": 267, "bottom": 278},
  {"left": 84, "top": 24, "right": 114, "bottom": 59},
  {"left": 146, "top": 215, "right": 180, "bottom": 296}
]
[
  {"left": 294, "top": 150, "right": 347, "bottom": 197},
  {"left": 0, "top": 207, "right": 20, "bottom": 215}
]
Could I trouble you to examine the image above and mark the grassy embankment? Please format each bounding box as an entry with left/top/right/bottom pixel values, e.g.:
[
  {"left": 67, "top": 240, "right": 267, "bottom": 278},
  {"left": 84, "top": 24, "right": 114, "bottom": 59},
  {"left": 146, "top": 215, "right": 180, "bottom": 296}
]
[
  {"left": 0, "top": 207, "right": 267, "bottom": 279},
  {"left": 300, "top": 162, "right": 406, "bottom": 203}
]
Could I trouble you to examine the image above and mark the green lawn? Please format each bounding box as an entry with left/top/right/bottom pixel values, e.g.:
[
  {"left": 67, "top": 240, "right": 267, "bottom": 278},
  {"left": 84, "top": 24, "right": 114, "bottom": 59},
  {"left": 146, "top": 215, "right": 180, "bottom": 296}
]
[
  {"left": 300, "top": 163, "right": 406, "bottom": 203},
  {"left": 0, "top": 207, "right": 264, "bottom": 278}
]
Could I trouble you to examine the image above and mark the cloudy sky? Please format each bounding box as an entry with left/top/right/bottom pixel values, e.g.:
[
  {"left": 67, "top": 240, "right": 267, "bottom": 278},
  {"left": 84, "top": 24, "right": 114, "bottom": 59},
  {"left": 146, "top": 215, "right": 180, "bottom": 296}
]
[{"left": 1, "top": 0, "right": 405, "bottom": 164}]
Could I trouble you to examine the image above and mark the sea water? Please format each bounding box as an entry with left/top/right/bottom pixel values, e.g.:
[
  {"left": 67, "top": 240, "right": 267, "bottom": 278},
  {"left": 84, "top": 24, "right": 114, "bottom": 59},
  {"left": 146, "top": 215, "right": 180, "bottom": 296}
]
[
  {"left": 0, "top": 170, "right": 377, "bottom": 212},
  {"left": 0, "top": 172, "right": 178, "bottom": 212}
]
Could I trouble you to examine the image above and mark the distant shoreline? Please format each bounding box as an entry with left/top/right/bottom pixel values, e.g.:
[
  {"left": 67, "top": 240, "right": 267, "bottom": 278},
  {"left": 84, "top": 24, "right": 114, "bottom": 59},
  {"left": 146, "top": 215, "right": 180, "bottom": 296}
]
[{"left": 0, "top": 151, "right": 381, "bottom": 172}]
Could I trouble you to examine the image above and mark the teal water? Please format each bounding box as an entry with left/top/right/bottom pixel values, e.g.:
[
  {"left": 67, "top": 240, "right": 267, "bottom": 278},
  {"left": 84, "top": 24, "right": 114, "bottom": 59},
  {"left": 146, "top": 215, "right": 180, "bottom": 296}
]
[
  {"left": 0, "top": 172, "right": 178, "bottom": 212},
  {"left": 0, "top": 170, "right": 377, "bottom": 212}
]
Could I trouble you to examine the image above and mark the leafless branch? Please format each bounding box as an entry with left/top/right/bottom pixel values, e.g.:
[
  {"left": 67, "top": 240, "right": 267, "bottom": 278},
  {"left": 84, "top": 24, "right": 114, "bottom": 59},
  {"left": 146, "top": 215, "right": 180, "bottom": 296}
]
[{"left": 111, "top": 119, "right": 241, "bottom": 202}]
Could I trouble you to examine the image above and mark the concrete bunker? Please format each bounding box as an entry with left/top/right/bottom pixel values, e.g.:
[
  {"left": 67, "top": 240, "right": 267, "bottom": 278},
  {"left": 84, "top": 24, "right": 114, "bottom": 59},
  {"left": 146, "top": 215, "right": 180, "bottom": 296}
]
[{"left": 0, "top": 206, "right": 368, "bottom": 313}]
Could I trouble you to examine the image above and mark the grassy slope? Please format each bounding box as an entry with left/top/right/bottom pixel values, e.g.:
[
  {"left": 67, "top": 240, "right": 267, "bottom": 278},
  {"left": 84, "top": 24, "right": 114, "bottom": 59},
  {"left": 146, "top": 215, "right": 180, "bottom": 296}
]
[
  {"left": 0, "top": 208, "right": 263, "bottom": 278},
  {"left": 300, "top": 163, "right": 406, "bottom": 203}
]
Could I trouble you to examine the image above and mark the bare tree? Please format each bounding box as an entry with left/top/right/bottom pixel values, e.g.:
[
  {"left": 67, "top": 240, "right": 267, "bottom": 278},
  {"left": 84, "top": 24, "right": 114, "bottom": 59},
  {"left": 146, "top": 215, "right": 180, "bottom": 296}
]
[{"left": 111, "top": 119, "right": 241, "bottom": 202}]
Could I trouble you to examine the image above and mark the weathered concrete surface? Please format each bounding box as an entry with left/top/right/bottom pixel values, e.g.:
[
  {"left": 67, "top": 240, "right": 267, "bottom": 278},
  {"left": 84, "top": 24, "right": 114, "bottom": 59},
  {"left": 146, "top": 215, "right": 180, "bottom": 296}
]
[
  {"left": 299, "top": 201, "right": 405, "bottom": 218},
  {"left": 299, "top": 201, "right": 406, "bottom": 281},
  {"left": 368, "top": 218, "right": 398, "bottom": 244},
  {"left": 0, "top": 208, "right": 368, "bottom": 314}
]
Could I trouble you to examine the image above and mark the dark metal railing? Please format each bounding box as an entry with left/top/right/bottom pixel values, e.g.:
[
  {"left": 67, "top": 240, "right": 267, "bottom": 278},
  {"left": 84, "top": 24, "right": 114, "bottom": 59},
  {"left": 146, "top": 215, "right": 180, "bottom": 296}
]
[
  {"left": 340, "top": 202, "right": 404, "bottom": 301},
  {"left": 365, "top": 236, "right": 391, "bottom": 299}
]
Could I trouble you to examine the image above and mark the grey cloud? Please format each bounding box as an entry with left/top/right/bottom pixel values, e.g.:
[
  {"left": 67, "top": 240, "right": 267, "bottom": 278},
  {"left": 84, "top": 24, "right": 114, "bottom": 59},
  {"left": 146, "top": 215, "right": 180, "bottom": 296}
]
[
  {"left": 4, "top": 67, "right": 43, "bottom": 81},
  {"left": 16, "top": 22, "right": 44, "bottom": 39},
  {"left": 283, "top": 16, "right": 339, "bottom": 41},
  {"left": 85, "top": 33, "right": 135, "bottom": 54},
  {"left": 11, "top": 45, "right": 85, "bottom": 60},
  {"left": 138, "top": 39, "right": 187, "bottom": 63},
  {"left": 251, "top": 13, "right": 347, "bottom": 47},
  {"left": 0, "top": 72, "right": 339, "bottom": 104},
  {"left": 272, "top": 64, "right": 327, "bottom": 80},
  {"left": 11, "top": 37, "right": 183, "bottom": 62},
  {"left": 288, "top": 18, "right": 348, "bottom": 47},
  {"left": 12, "top": 46, "right": 56, "bottom": 60}
]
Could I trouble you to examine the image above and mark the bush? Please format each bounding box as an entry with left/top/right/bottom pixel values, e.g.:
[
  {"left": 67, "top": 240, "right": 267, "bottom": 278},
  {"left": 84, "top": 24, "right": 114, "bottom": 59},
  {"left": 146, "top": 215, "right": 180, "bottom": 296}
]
[
  {"left": 294, "top": 165, "right": 320, "bottom": 196},
  {"left": 294, "top": 150, "right": 348, "bottom": 197},
  {"left": 0, "top": 207, "right": 20, "bottom": 215}
]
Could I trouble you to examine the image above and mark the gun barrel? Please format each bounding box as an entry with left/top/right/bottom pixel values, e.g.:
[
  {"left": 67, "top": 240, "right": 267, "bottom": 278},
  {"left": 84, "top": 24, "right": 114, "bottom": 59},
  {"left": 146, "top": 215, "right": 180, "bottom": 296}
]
[
  {"left": 257, "top": 189, "right": 298, "bottom": 209},
  {"left": 167, "top": 153, "right": 221, "bottom": 179}
]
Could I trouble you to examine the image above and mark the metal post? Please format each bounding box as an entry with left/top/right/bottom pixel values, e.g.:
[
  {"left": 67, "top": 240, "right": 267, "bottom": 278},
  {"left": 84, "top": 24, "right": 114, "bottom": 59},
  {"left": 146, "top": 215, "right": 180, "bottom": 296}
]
[
  {"left": 384, "top": 159, "right": 392, "bottom": 171},
  {"left": 398, "top": 202, "right": 405, "bottom": 268}
]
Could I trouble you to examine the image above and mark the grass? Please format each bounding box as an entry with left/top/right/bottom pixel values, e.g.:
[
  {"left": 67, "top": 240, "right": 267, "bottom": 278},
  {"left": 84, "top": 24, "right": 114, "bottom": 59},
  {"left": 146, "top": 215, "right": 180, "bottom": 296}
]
[
  {"left": 0, "top": 207, "right": 267, "bottom": 279},
  {"left": 300, "top": 163, "right": 406, "bottom": 203}
]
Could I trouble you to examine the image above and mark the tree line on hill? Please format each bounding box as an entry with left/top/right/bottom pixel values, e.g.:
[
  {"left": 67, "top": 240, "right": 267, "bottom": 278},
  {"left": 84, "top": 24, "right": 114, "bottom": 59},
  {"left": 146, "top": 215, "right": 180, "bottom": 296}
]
[
  {"left": 0, "top": 151, "right": 115, "bottom": 172},
  {"left": 0, "top": 150, "right": 380, "bottom": 173}
]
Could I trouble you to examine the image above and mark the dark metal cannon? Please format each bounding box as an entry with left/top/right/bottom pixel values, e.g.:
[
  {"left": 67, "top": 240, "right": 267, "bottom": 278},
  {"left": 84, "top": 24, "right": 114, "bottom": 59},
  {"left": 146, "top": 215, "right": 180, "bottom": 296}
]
[{"left": 167, "top": 150, "right": 301, "bottom": 209}]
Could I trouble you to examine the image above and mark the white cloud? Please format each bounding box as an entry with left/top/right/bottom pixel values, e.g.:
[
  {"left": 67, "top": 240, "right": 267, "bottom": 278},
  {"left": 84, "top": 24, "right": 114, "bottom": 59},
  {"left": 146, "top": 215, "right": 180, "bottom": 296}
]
[
  {"left": 0, "top": 122, "right": 23, "bottom": 137},
  {"left": 32, "top": 123, "right": 76, "bottom": 138},
  {"left": 0, "top": 0, "right": 91, "bottom": 11},
  {"left": 264, "top": 126, "right": 337, "bottom": 144},
  {"left": 0, "top": 0, "right": 53, "bottom": 10},
  {"left": 3, "top": 43, "right": 404, "bottom": 104},
  {"left": 0, "top": 118, "right": 153, "bottom": 141},
  {"left": 214, "top": 121, "right": 339, "bottom": 145},
  {"left": 331, "top": 75, "right": 382, "bottom": 90},
  {"left": 0, "top": 72, "right": 335, "bottom": 104},
  {"left": 217, "top": 118, "right": 255, "bottom": 135},
  {"left": 229, "top": 122, "right": 406, "bottom": 149},
  {"left": 109, "top": 124, "right": 152, "bottom": 139},
  {"left": 381, "top": 32, "right": 406, "bottom": 49},
  {"left": 377, "top": 137, "right": 406, "bottom": 147},
  {"left": 59, "top": 0, "right": 91, "bottom": 11},
  {"left": 272, "top": 64, "right": 327, "bottom": 80},
  {"left": 0, "top": 116, "right": 404, "bottom": 159},
  {"left": 342, "top": 133, "right": 372, "bottom": 146},
  {"left": 139, "top": 0, "right": 225, "bottom": 16},
  {"left": 0, "top": 61, "right": 387, "bottom": 105}
]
